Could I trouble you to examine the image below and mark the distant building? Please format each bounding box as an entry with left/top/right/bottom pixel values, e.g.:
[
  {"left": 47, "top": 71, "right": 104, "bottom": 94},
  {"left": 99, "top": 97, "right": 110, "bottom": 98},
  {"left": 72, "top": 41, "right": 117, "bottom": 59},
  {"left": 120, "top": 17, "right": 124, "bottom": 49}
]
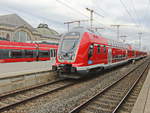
[
  {"left": 0, "top": 14, "right": 60, "bottom": 44},
  {"left": 35, "top": 23, "right": 59, "bottom": 44}
]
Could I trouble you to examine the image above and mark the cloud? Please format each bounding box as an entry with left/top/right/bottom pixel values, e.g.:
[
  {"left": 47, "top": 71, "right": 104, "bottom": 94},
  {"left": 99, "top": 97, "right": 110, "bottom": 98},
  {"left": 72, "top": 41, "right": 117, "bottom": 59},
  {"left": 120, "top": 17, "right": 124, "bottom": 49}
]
[{"left": 0, "top": 0, "right": 149, "bottom": 50}]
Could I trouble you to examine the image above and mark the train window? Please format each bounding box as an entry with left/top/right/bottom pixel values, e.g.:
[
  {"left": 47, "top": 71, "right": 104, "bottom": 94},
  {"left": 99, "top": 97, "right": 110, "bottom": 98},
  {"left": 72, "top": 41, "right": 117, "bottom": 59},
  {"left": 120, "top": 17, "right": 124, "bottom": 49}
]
[
  {"left": 97, "top": 45, "right": 100, "bottom": 54},
  {"left": 88, "top": 44, "right": 94, "bottom": 58},
  {"left": 50, "top": 49, "right": 53, "bottom": 57},
  {"left": 54, "top": 49, "right": 57, "bottom": 57},
  {"left": 39, "top": 50, "right": 49, "bottom": 57},
  {"left": 103, "top": 45, "right": 106, "bottom": 53},
  {"left": 53, "top": 49, "right": 55, "bottom": 57},
  {"left": 55, "top": 49, "right": 57, "bottom": 57},
  {"left": 50, "top": 49, "right": 57, "bottom": 57},
  {"left": 0, "top": 49, "right": 10, "bottom": 59},
  {"left": 11, "top": 50, "right": 22, "bottom": 58},
  {"left": 54, "top": 49, "right": 56, "bottom": 57},
  {"left": 53, "top": 50, "right": 55, "bottom": 57},
  {"left": 132, "top": 51, "right": 135, "bottom": 56},
  {"left": 52, "top": 50, "right": 54, "bottom": 57},
  {"left": 24, "top": 50, "right": 34, "bottom": 58},
  {"left": 33, "top": 50, "right": 37, "bottom": 57},
  {"left": 61, "top": 32, "right": 80, "bottom": 53}
]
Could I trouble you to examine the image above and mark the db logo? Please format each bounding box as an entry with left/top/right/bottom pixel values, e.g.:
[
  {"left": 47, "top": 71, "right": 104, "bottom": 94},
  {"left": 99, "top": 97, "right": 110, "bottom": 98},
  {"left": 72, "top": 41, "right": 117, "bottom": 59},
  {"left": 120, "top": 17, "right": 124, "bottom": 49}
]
[{"left": 88, "top": 60, "right": 93, "bottom": 64}]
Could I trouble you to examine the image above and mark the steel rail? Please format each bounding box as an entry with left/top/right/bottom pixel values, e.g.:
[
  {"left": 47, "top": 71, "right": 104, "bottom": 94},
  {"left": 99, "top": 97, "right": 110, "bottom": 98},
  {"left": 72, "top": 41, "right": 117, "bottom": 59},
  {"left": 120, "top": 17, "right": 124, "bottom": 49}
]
[
  {"left": 112, "top": 62, "right": 149, "bottom": 113},
  {"left": 69, "top": 60, "right": 149, "bottom": 113},
  {"left": 0, "top": 79, "right": 76, "bottom": 112},
  {"left": 0, "top": 78, "right": 65, "bottom": 98},
  {"left": 0, "top": 58, "right": 148, "bottom": 112}
]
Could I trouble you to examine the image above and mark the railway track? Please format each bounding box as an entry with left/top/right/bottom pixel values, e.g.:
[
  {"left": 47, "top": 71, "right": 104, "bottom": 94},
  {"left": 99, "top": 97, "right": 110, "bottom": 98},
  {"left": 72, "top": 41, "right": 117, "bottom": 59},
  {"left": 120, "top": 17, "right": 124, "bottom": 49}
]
[
  {"left": 69, "top": 59, "right": 150, "bottom": 113},
  {"left": 0, "top": 58, "right": 148, "bottom": 113},
  {"left": 0, "top": 78, "right": 76, "bottom": 112}
]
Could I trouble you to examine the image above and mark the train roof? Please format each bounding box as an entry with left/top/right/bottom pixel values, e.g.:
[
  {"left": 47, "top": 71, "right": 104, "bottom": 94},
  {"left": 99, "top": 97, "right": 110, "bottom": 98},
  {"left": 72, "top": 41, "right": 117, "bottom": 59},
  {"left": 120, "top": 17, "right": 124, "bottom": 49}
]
[
  {"left": 67, "top": 27, "right": 147, "bottom": 52},
  {"left": 0, "top": 40, "right": 36, "bottom": 46},
  {"left": 70, "top": 27, "right": 132, "bottom": 50},
  {"left": 0, "top": 40, "right": 58, "bottom": 48}
]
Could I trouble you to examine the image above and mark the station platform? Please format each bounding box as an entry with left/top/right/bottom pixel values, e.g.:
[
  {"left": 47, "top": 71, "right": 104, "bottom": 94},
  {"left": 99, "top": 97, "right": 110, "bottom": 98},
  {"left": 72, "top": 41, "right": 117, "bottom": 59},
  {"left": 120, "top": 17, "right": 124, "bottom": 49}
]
[
  {"left": 131, "top": 68, "right": 150, "bottom": 113},
  {"left": 0, "top": 61, "right": 53, "bottom": 79},
  {"left": 0, "top": 61, "right": 55, "bottom": 94}
]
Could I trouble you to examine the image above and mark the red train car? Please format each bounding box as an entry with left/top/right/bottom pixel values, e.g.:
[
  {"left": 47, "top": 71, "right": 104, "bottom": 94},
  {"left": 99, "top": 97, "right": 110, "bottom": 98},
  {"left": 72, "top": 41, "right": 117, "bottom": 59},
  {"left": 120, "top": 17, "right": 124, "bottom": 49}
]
[
  {"left": 0, "top": 40, "right": 57, "bottom": 63},
  {"left": 52, "top": 27, "right": 147, "bottom": 78},
  {"left": 37, "top": 43, "right": 57, "bottom": 61}
]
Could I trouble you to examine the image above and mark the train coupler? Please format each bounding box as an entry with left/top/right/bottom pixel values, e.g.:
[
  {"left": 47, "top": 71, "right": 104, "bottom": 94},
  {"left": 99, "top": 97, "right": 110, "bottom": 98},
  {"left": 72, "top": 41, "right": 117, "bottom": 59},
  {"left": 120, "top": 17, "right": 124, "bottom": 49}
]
[{"left": 52, "top": 65, "right": 57, "bottom": 71}]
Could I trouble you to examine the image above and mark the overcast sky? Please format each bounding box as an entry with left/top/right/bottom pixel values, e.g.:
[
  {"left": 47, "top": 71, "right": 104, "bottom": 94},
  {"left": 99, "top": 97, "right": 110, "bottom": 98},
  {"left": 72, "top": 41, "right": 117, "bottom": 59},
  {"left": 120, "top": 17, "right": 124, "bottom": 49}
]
[{"left": 0, "top": 0, "right": 149, "bottom": 50}]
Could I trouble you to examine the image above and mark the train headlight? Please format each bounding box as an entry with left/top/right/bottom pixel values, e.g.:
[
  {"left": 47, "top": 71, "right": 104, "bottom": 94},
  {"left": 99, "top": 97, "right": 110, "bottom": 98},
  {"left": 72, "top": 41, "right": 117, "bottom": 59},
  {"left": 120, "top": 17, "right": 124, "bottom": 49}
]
[{"left": 59, "top": 56, "right": 62, "bottom": 60}]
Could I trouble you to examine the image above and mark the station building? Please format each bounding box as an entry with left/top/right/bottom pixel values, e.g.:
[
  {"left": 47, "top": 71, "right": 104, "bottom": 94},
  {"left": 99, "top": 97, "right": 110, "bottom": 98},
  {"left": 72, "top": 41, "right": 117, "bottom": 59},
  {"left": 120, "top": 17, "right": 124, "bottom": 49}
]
[{"left": 0, "top": 14, "right": 60, "bottom": 44}]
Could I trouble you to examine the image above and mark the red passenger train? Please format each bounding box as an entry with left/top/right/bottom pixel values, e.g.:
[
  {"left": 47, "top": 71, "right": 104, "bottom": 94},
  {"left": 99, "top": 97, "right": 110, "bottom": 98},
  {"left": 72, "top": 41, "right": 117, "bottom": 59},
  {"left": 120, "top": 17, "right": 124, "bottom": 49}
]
[
  {"left": 0, "top": 40, "right": 57, "bottom": 63},
  {"left": 52, "top": 27, "right": 147, "bottom": 78}
]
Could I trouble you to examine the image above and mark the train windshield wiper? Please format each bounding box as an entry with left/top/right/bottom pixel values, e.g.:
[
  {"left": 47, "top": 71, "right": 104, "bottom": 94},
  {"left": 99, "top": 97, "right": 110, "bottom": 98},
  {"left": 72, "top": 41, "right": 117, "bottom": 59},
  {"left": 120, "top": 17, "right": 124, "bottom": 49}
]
[{"left": 68, "top": 40, "right": 78, "bottom": 52}]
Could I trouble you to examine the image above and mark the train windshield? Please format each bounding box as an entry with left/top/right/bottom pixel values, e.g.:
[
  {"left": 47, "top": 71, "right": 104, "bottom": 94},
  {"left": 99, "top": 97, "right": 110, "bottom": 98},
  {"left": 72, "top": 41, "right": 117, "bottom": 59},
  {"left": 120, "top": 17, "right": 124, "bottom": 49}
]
[
  {"left": 59, "top": 32, "right": 80, "bottom": 60},
  {"left": 61, "top": 38, "right": 78, "bottom": 52}
]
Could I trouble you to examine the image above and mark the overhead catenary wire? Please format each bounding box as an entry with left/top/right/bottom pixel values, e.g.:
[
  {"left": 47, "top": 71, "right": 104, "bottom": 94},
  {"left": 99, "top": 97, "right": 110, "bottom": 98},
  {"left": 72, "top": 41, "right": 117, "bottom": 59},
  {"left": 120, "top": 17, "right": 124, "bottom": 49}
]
[
  {"left": 56, "top": 0, "right": 148, "bottom": 50},
  {"left": 56, "top": 0, "right": 117, "bottom": 33},
  {"left": 143, "top": 0, "right": 150, "bottom": 20},
  {"left": 127, "top": 0, "right": 145, "bottom": 32},
  {"left": 93, "top": 0, "right": 147, "bottom": 47},
  {"left": 130, "top": 0, "right": 141, "bottom": 24},
  {"left": 55, "top": 0, "right": 90, "bottom": 19},
  {"left": 119, "top": 0, "right": 139, "bottom": 27},
  {"left": 87, "top": 0, "right": 141, "bottom": 40},
  {"left": 93, "top": 0, "right": 111, "bottom": 17},
  {"left": 119, "top": 0, "right": 145, "bottom": 34},
  {"left": 119, "top": 0, "right": 146, "bottom": 49},
  {"left": 142, "top": 0, "right": 150, "bottom": 30},
  {"left": 2, "top": 0, "right": 149, "bottom": 49}
]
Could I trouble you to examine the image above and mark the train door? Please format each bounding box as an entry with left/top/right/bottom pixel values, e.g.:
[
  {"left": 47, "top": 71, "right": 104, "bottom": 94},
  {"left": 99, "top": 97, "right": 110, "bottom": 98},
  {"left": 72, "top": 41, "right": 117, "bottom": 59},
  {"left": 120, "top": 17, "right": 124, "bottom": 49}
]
[
  {"left": 50, "top": 49, "right": 56, "bottom": 63},
  {"left": 108, "top": 48, "right": 112, "bottom": 64},
  {"left": 36, "top": 47, "right": 39, "bottom": 61},
  {"left": 125, "top": 49, "right": 128, "bottom": 59},
  {"left": 88, "top": 44, "right": 94, "bottom": 65}
]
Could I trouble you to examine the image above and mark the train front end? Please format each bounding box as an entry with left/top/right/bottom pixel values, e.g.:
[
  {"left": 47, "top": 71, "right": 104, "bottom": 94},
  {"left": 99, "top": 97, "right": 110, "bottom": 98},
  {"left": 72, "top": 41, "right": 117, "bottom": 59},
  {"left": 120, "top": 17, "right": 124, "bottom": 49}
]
[{"left": 52, "top": 28, "right": 90, "bottom": 79}]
